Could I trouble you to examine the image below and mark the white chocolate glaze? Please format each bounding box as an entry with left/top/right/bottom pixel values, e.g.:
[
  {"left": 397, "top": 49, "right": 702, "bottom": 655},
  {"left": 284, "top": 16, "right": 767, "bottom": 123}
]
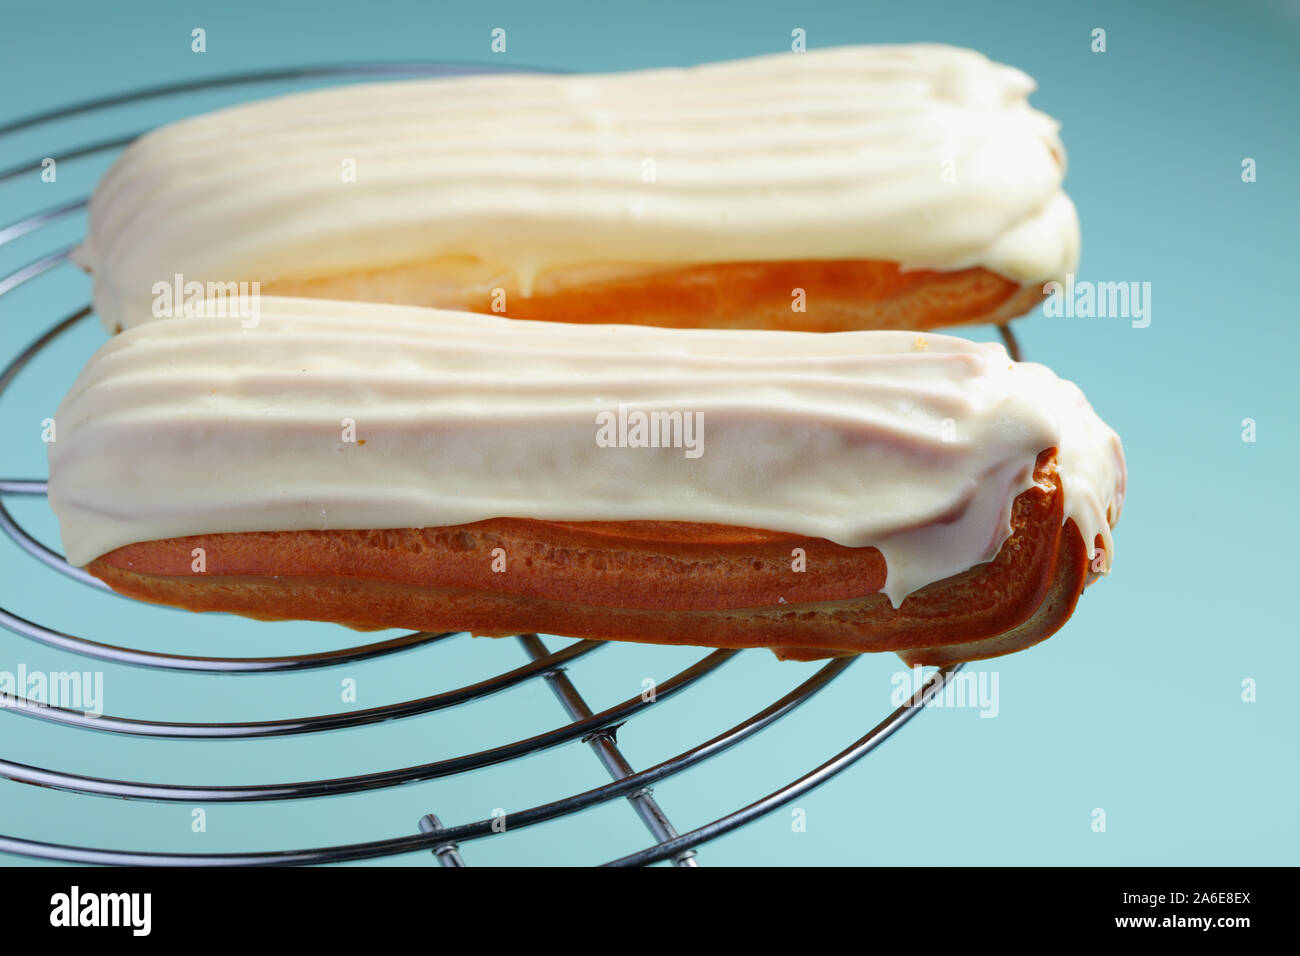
[
  {"left": 48, "top": 297, "right": 1124, "bottom": 606},
  {"left": 76, "top": 44, "right": 1079, "bottom": 333}
]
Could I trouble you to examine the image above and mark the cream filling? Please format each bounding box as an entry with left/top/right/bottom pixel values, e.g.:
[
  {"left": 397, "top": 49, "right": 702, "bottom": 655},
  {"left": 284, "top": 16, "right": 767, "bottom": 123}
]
[
  {"left": 77, "top": 43, "right": 1079, "bottom": 332},
  {"left": 48, "top": 297, "right": 1124, "bottom": 607}
]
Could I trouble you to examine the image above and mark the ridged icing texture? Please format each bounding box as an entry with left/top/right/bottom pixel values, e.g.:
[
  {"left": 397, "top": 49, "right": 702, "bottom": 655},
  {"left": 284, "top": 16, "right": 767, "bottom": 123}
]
[
  {"left": 77, "top": 44, "right": 1079, "bottom": 332},
  {"left": 48, "top": 297, "right": 1124, "bottom": 606}
]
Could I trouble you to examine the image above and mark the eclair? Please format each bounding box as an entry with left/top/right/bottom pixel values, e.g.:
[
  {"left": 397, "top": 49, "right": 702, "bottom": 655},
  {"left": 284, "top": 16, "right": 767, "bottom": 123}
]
[
  {"left": 76, "top": 44, "right": 1077, "bottom": 336},
  {"left": 47, "top": 297, "right": 1124, "bottom": 664}
]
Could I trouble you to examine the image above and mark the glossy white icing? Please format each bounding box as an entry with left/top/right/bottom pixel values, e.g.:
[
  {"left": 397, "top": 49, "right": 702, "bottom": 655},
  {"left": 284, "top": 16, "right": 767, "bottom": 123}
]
[
  {"left": 76, "top": 44, "right": 1078, "bottom": 332},
  {"left": 48, "top": 297, "right": 1123, "bottom": 606}
]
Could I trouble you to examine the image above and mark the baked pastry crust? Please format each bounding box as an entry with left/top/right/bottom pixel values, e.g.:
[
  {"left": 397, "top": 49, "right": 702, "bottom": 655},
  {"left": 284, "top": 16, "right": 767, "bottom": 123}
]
[
  {"left": 86, "top": 451, "right": 1091, "bottom": 663},
  {"left": 263, "top": 259, "right": 1046, "bottom": 333},
  {"left": 75, "top": 45, "right": 1080, "bottom": 335}
]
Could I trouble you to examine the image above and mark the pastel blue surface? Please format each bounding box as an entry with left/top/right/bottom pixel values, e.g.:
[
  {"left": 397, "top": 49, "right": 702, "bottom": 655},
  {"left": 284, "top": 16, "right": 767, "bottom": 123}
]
[{"left": 0, "top": 0, "right": 1296, "bottom": 866}]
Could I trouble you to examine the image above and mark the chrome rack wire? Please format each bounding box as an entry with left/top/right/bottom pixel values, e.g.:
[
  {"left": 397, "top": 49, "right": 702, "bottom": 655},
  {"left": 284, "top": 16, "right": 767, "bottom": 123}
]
[{"left": 0, "top": 64, "right": 985, "bottom": 867}]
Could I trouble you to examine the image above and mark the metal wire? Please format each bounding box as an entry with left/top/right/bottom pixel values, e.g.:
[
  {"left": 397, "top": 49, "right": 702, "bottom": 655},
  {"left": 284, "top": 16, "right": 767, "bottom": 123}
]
[
  {"left": 518, "top": 633, "right": 700, "bottom": 867},
  {"left": 0, "top": 62, "right": 970, "bottom": 866},
  {"left": 999, "top": 323, "right": 1023, "bottom": 362}
]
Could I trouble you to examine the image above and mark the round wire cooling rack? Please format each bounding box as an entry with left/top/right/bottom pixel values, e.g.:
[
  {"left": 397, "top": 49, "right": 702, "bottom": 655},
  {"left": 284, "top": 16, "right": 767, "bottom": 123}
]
[{"left": 0, "top": 63, "right": 1004, "bottom": 867}]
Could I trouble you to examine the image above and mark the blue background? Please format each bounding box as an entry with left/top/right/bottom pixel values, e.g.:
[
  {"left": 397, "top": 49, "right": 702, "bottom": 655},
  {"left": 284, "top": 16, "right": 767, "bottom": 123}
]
[{"left": 0, "top": 0, "right": 1296, "bottom": 866}]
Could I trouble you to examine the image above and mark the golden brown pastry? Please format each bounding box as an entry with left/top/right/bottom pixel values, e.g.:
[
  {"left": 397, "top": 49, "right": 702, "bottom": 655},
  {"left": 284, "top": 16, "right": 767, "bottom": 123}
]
[
  {"left": 47, "top": 300, "right": 1124, "bottom": 663},
  {"left": 86, "top": 452, "right": 1092, "bottom": 664},
  {"left": 75, "top": 45, "right": 1077, "bottom": 336},
  {"left": 265, "top": 260, "right": 1048, "bottom": 335}
]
